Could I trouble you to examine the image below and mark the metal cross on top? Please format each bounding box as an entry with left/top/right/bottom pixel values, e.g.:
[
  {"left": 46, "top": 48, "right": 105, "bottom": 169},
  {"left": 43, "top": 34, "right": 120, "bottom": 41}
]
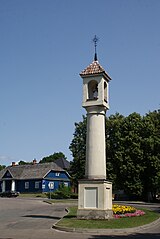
[{"left": 93, "top": 35, "right": 99, "bottom": 61}]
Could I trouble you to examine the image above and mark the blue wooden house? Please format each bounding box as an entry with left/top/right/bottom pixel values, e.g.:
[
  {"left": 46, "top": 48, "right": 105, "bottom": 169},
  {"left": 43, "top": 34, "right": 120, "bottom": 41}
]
[{"left": 0, "top": 161, "right": 70, "bottom": 193}]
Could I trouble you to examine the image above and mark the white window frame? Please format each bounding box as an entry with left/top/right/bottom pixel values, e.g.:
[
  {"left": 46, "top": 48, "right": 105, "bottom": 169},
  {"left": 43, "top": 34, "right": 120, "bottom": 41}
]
[
  {"left": 64, "top": 182, "right": 68, "bottom": 187},
  {"left": 55, "top": 172, "right": 60, "bottom": 177},
  {"left": 35, "top": 181, "right": 40, "bottom": 189},
  {"left": 25, "top": 182, "right": 29, "bottom": 189}
]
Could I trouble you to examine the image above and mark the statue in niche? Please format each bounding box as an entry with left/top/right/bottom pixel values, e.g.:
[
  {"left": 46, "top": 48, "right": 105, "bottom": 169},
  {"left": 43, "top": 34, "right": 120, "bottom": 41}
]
[
  {"left": 88, "top": 81, "right": 98, "bottom": 100},
  {"left": 93, "top": 86, "right": 98, "bottom": 99}
]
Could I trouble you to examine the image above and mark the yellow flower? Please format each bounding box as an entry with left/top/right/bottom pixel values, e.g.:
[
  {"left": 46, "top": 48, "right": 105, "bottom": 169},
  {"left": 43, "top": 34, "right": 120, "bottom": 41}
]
[{"left": 112, "top": 204, "right": 136, "bottom": 215}]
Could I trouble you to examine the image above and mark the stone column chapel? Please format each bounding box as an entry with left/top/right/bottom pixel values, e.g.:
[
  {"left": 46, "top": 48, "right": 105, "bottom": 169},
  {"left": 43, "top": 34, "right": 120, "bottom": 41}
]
[{"left": 77, "top": 42, "right": 113, "bottom": 219}]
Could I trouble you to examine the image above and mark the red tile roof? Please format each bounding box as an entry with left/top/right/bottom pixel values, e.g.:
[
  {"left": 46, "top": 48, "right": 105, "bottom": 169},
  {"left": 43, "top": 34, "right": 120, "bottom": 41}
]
[{"left": 80, "top": 60, "right": 111, "bottom": 81}]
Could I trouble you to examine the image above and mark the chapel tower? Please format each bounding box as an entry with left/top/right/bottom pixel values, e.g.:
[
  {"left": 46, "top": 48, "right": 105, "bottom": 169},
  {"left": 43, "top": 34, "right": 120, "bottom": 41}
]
[{"left": 77, "top": 36, "right": 113, "bottom": 219}]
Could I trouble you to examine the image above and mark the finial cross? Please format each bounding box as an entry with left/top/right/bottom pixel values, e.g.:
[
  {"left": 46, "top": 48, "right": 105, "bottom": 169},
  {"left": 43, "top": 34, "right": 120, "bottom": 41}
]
[{"left": 93, "top": 35, "right": 99, "bottom": 61}]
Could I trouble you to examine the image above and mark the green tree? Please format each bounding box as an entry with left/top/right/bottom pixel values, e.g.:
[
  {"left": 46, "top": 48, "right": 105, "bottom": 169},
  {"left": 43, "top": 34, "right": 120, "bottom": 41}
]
[
  {"left": 106, "top": 113, "right": 125, "bottom": 190},
  {"left": 119, "top": 113, "right": 144, "bottom": 198},
  {"left": 0, "top": 165, "right": 6, "bottom": 171},
  {"left": 69, "top": 110, "right": 160, "bottom": 200},
  {"left": 141, "top": 110, "right": 160, "bottom": 200},
  {"left": 106, "top": 112, "right": 145, "bottom": 198},
  {"left": 69, "top": 116, "right": 87, "bottom": 187},
  {"left": 18, "top": 160, "right": 31, "bottom": 165},
  {"left": 39, "top": 152, "right": 66, "bottom": 164}
]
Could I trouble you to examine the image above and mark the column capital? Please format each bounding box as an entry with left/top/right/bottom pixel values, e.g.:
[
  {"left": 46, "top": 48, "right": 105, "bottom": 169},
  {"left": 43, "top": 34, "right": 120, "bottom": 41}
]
[{"left": 86, "top": 106, "right": 106, "bottom": 115}]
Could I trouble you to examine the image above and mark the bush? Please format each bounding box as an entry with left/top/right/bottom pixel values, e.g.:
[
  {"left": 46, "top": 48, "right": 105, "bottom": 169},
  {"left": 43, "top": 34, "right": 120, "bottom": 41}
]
[
  {"left": 47, "top": 184, "right": 73, "bottom": 199},
  {"left": 70, "top": 193, "right": 78, "bottom": 199}
]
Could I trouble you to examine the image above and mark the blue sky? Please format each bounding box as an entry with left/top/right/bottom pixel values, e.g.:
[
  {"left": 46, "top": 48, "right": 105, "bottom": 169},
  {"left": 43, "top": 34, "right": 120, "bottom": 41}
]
[{"left": 0, "top": 0, "right": 160, "bottom": 166}]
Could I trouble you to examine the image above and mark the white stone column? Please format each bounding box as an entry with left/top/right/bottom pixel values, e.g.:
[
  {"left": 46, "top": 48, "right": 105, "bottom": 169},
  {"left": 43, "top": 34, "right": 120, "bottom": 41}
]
[
  {"left": 2, "top": 181, "right": 6, "bottom": 192},
  {"left": 11, "top": 180, "right": 15, "bottom": 191},
  {"left": 85, "top": 106, "right": 106, "bottom": 179}
]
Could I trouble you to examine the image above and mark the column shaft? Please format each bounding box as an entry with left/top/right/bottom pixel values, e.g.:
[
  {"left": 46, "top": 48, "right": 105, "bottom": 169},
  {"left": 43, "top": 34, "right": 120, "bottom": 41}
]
[{"left": 85, "top": 106, "right": 106, "bottom": 179}]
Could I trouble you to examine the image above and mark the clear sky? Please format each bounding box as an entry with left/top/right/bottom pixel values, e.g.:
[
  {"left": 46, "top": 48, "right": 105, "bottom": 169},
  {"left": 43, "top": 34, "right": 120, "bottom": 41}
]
[{"left": 0, "top": 0, "right": 160, "bottom": 166}]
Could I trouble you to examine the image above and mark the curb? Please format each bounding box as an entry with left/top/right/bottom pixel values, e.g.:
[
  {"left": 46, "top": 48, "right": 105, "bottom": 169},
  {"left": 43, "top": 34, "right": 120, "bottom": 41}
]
[{"left": 52, "top": 212, "right": 160, "bottom": 235}]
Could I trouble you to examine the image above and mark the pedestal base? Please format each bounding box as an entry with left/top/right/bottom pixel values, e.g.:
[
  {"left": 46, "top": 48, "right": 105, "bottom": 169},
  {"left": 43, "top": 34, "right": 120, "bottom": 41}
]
[
  {"left": 77, "top": 179, "right": 113, "bottom": 219},
  {"left": 77, "top": 209, "right": 113, "bottom": 220}
]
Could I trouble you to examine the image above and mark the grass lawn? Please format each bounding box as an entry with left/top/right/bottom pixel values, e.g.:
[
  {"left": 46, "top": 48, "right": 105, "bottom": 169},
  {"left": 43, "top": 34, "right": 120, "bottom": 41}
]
[
  {"left": 19, "top": 193, "right": 47, "bottom": 198},
  {"left": 19, "top": 194, "right": 78, "bottom": 204},
  {"left": 57, "top": 206, "right": 160, "bottom": 229},
  {"left": 46, "top": 199, "right": 78, "bottom": 203}
]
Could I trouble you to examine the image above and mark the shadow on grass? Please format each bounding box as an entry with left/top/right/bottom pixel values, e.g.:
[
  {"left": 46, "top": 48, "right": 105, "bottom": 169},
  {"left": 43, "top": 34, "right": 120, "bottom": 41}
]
[
  {"left": 64, "top": 215, "right": 76, "bottom": 219},
  {"left": 89, "top": 233, "right": 160, "bottom": 239}
]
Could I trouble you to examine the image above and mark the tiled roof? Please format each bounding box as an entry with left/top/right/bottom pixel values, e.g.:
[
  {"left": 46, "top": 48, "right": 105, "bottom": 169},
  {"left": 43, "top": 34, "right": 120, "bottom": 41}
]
[
  {"left": 54, "top": 158, "right": 70, "bottom": 170},
  {"left": 80, "top": 60, "right": 111, "bottom": 80},
  {"left": 0, "top": 162, "right": 65, "bottom": 180}
]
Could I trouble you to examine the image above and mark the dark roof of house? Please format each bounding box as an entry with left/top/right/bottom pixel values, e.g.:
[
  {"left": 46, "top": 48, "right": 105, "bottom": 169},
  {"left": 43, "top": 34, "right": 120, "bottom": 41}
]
[
  {"left": 80, "top": 60, "right": 112, "bottom": 81},
  {"left": 54, "top": 158, "right": 70, "bottom": 170},
  {"left": 0, "top": 162, "right": 67, "bottom": 180}
]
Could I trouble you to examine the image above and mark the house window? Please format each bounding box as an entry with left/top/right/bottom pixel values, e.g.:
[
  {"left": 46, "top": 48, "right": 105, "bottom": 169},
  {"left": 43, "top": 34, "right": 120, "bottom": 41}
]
[
  {"left": 25, "top": 182, "right": 29, "bottom": 189},
  {"left": 55, "top": 172, "right": 60, "bottom": 177},
  {"left": 35, "top": 181, "right": 40, "bottom": 189},
  {"left": 64, "top": 182, "right": 68, "bottom": 187}
]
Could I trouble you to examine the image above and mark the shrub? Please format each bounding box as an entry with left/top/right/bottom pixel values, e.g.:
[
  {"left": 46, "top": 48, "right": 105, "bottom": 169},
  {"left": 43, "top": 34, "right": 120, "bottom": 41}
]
[
  {"left": 46, "top": 184, "right": 73, "bottom": 199},
  {"left": 70, "top": 193, "right": 78, "bottom": 199}
]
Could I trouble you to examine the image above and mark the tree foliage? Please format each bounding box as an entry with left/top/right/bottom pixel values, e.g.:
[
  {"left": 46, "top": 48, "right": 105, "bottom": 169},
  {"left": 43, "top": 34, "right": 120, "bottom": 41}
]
[
  {"left": 141, "top": 110, "right": 160, "bottom": 200},
  {"left": 39, "top": 152, "right": 66, "bottom": 164},
  {"left": 106, "top": 112, "right": 145, "bottom": 198},
  {"left": 0, "top": 165, "right": 6, "bottom": 171},
  {"left": 18, "top": 160, "right": 32, "bottom": 165},
  {"left": 69, "top": 116, "right": 87, "bottom": 186},
  {"left": 69, "top": 109, "right": 160, "bottom": 200}
]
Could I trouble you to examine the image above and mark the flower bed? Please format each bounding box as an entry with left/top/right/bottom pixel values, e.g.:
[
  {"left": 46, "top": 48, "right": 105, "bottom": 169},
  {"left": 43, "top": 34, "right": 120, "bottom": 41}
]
[{"left": 113, "top": 204, "right": 145, "bottom": 219}]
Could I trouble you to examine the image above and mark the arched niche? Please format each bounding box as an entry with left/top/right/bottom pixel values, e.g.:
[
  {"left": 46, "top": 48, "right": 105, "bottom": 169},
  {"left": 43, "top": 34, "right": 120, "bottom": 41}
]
[
  {"left": 88, "top": 80, "right": 98, "bottom": 100},
  {"left": 104, "top": 81, "right": 108, "bottom": 102}
]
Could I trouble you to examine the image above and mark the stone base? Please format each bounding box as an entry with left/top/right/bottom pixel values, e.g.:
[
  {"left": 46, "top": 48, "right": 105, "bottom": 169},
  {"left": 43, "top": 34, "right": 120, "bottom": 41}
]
[
  {"left": 77, "top": 179, "right": 113, "bottom": 219},
  {"left": 77, "top": 209, "right": 113, "bottom": 219}
]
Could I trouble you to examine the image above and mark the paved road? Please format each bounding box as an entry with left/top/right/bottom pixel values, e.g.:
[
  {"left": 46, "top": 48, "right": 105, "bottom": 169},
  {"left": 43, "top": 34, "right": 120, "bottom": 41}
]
[
  {"left": 0, "top": 197, "right": 67, "bottom": 239},
  {"left": 0, "top": 197, "right": 160, "bottom": 239}
]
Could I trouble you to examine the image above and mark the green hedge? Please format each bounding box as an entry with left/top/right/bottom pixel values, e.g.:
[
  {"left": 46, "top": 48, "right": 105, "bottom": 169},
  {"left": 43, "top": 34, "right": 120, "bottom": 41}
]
[{"left": 46, "top": 184, "right": 78, "bottom": 199}]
